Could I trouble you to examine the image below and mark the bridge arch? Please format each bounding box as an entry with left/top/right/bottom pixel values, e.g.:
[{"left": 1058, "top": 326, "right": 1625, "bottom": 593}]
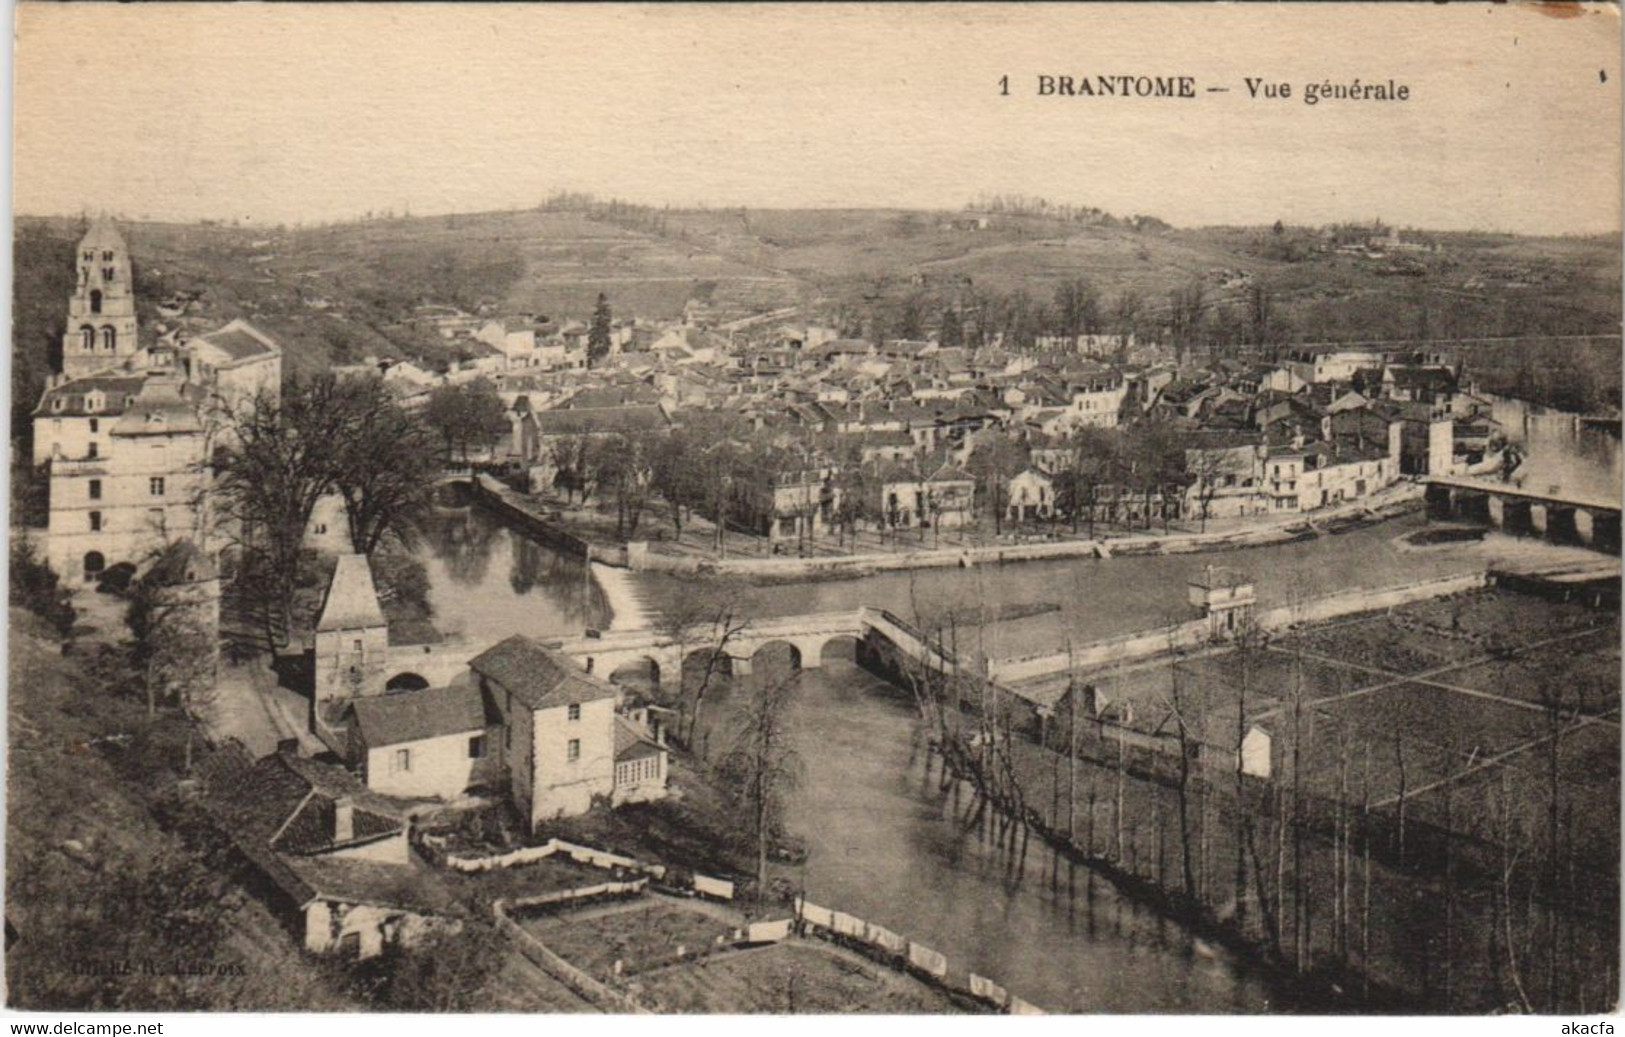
[
  {"left": 385, "top": 672, "right": 430, "bottom": 692},
  {"left": 750, "top": 639, "right": 803, "bottom": 675},
  {"left": 682, "top": 647, "right": 735, "bottom": 684},
  {"left": 818, "top": 634, "right": 862, "bottom": 667},
  {"left": 607, "top": 655, "right": 662, "bottom": 697}
]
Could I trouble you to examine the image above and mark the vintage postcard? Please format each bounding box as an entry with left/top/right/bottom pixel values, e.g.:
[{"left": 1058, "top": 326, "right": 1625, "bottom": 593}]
[{"left": 5, "top": 1, "right": 1621, "bottom": 1021}]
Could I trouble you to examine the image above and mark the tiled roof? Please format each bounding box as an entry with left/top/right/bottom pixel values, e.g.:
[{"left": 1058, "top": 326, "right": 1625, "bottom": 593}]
[
  {"left": 190, "top": 319, "right": 281, "bottom": 362},
  {"left": 195, "top": 745, "right": 405, "bottom": 860},
  {"left": 34, "top": 374, "right": 147, "bottom": 418},
  {"left": 350, "top": 684, "right": 490, "bottom": 748},
  {"left": 111, "top": 378, "right": 205, "bottom": 436},
  {"left": 536, "top": 405, "right": 669, "bottom": 436},
  {"left": 469, "top": 635, "right": 619, "bottom": 711},
  {"left": 281, "top": 855, "right": 461, "bottom": 915},
  {"left": 315, "top": 554, "right": 386, "bottom": 632},
  {"left": 614, "top": 716, "right": 664, "bottom": 763}
]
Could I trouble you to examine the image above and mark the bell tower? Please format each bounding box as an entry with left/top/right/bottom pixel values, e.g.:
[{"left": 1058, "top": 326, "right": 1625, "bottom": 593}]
[{"left": 62, "top": 218, "right": 140, "bottom": 380}]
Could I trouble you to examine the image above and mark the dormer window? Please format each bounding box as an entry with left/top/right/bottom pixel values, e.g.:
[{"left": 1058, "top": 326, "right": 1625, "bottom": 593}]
[
  {"left": 84, "top": 393, "right": 101, "bottom": 413},
  {"left": 51, "top": 398, "right": 64, "bottom": 412}
]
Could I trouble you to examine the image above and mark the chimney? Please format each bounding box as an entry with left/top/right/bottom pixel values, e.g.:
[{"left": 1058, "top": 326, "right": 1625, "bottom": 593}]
[{"left": 333, "top": 797, "right": 354, "bottom": 843}]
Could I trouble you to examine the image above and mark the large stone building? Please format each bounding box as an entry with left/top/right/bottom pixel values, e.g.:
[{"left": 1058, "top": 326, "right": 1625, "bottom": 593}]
[{"left": 31, "top": 220, "right": 282, "bottom": 582}]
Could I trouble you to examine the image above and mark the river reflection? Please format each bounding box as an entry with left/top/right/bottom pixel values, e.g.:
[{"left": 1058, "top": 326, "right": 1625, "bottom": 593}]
[
  {"left": 416, "top": 504, "right": 611, "bottom": 639},
  {"left": 778, "top": 657, "right": 1276, "bottom": 1013}
]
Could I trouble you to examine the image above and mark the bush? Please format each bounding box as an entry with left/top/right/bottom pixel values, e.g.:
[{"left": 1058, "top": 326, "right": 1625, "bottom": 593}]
[
  {"left": 10, "top": 539, "right": 75, "bottom": 638},
  {"left": 342, "top": 924, "right": 504, "bottom": 1012}
]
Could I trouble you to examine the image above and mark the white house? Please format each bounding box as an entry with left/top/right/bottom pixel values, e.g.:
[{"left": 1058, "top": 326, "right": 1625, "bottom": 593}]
[
  {"left": 346, "top": 684, "right": 499, "bottom": 800},
  {"left": 470, "top": 635, "right": 665, "bottom": 828},
  {"left": 1005, "top": 468, "right": 1056, "bottom": 523}
]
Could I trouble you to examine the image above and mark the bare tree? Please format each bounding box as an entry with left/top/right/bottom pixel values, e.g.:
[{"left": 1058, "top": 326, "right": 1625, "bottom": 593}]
[
  {"left": 717, "top": 673, "right": 805, "bottom": 892},
  {"left": 657, "top": 580, "right": 751, "bottom": 751}
]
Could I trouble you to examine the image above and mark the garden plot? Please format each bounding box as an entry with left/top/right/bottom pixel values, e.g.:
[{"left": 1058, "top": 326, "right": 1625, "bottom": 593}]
[
  {"left": 633, "top": 941, "right": 961, "bottom": 1014},
  {"left": 1083, "top": 648, "right": 1376, "bottom": 720},
  {"left": 1276, "top": 615, "right": 1458, "bottom": 675},
  {"left": 1298, "top": 683, "right": 1550, "bottom": 802},
  {"left": 519, "top": 898, "right": 740, "bottom": 980},
  {"left": 1394, "top": 591, "right": 1610, "bottom": 652},
  {"left": 1443, "top": 630, "right": 1621, "bottom": 715}
]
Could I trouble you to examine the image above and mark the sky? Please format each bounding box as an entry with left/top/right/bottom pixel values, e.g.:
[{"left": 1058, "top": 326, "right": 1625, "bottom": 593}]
[{"left": 12, "top": 2, "right": 1622, "bottom": 234}]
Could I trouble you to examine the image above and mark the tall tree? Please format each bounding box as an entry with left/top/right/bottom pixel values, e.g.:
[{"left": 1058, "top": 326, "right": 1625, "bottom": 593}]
[
  {"left": 1052, "top": 278, "right": 1101, "bottom": 340},
  {"left": 328, "top": 377, "right": 440, "bottom": 554},
  {"left": 212, "top": 377, "right": 352, "bottom": 649},
  {"left": 587, "top": 292, "right": 613, "bottom": 367},
  {"left": 718, "top": 673, "right": 804, "bottom": 892},
  {"left": 938, "top": 307, "right": 964, "bottom": 349},
  {"left": 422, "top": 379, "right": 508, "bottom": 463}
]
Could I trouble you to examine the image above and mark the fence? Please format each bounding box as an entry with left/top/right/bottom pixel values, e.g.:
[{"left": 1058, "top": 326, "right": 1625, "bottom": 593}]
[
  {"left": 794, "top": 897, "right": 1040, "bottom": 1014},
  {"left": 441, "top": 836, "right": 743, "bottom": 900}
]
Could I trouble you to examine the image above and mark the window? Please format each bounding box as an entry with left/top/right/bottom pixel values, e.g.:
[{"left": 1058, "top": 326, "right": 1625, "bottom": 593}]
[
  {"left": 79, "top": 327, "right": 94, "bottom": 352},
  {"left": 89, "top": 289, "right": 103, "bottom": 315},
  {"left": 395, "top": 748, "right": 412, "bottom": 772},
  {"left": 102, "top": 327, "right": 117, "bottom": 351},
  {"left": 86, "top": 442, "right": 98, "bottom": 459},
  {"left": 149, "top": 477, "right": 165, "bottom": 497},
  {"left": 88, "top": 418, "right": 98, "bottom": 434},
  {"left": 88, "top": 510, "right": 102, "bottom": 532},
  {"left": 567, "top": 703, "right": 581, "bottom": 722},
  {"left": 102, "top": 267, "right": 115, "bottom": 282},
  {"left": 353, "top": 638, "right": 363, "bottom": 653},
  {"left": 468, "top": 735, "right": 486, "bottom": 759},
  {"left": 88, "top": 479, "right": 101, "bottom": 500},
  {"left": 82, "top": 250, "right": 93, "bottom": 262},
  {"left": 566, "top": 739, "right": 580, "bottom": 763},
  {"left": 102, "top": 250, "right": 114, "bottom": 262}
]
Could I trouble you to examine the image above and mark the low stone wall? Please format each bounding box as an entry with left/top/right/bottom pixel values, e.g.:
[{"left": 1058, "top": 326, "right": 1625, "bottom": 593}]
[
  {"left": 991, "top": 570, "right": 1491, "bottom": 683},
  {"left": 471, "top": 476, "right": 597, "bottom": 559},
  {"left": 439, "top": 836, "right": 747, "bottom": 900}
]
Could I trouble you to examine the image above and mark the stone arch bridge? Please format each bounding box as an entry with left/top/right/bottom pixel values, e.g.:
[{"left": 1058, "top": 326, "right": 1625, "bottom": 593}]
[{"left": 551, "top": 607, "right": 964, "bottom": 695}]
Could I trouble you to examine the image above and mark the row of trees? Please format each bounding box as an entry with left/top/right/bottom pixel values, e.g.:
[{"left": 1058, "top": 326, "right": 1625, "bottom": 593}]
[{"left": 887, "top": 590, "right": 1613, "bottom": 1012}]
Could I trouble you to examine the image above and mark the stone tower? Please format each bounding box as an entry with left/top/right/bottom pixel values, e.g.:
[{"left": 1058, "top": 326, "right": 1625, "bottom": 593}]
[
  {"left": 62, "top": 218, "right": 140, "bottom": 380},
  {"left": 310, "top": 554, "right": 390, "bottom": 746}
]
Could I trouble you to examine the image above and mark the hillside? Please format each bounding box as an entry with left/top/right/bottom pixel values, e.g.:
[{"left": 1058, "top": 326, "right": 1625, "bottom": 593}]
[
  {"left": 4, "top": 609, "right": 357, "bottom": 1009},
  {"left": 13, "top": 206, "right": 1620, "bottom": 434}
]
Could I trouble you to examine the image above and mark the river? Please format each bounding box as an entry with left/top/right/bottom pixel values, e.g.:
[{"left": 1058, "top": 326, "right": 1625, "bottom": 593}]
[{"left": 411, "top": 420, "right": 1614, "bottom": 1013}]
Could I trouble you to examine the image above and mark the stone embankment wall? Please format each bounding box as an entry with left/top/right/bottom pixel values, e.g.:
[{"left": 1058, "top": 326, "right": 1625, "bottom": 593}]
[{"left": 989, "top": 570, "right": 1491, "bottom": 683}]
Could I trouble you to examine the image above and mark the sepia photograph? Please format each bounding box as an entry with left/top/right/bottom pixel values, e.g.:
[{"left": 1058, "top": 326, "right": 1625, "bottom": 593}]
[{"left": 4, "top": 0, "right": 1621, "bottom": 1021}]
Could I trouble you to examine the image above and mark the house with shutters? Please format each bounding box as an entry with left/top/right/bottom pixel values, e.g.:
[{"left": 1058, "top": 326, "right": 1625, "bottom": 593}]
[{"left": 469, "top": 634, "right": 667, "bottom": 827}]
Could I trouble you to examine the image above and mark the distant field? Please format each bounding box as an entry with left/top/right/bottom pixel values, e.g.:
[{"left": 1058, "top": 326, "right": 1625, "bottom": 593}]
[{"left": 13, "top": 207, "right": 1621, "bottom": 428}]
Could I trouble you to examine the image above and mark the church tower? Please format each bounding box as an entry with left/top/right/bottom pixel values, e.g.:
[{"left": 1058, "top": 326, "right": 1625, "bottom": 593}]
[{"left": 61, "top": 218, "right": 140, "bottom": 380}]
